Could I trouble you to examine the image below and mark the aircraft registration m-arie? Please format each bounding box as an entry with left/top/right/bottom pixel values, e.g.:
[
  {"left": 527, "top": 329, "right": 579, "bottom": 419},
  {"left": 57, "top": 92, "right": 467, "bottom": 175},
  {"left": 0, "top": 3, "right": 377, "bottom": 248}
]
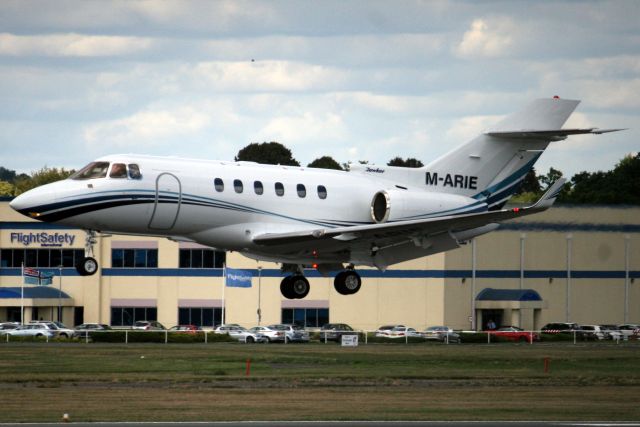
[{"left": 10, "top": 97, "right": 622, "bottom": 299}]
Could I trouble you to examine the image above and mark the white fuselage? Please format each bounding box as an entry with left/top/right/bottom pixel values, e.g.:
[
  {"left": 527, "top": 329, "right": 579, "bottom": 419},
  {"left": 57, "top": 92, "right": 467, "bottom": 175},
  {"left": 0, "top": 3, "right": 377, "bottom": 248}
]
[{"left": 11, "top": 154, "right": 483, "bottom": 267}]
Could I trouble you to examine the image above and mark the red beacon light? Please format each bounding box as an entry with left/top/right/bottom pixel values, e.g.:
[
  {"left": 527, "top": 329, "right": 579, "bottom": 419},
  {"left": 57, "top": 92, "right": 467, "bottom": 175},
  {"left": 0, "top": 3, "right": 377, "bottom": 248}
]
[{"left": 553, "top": 95, "right": 560, "bottom": 99}]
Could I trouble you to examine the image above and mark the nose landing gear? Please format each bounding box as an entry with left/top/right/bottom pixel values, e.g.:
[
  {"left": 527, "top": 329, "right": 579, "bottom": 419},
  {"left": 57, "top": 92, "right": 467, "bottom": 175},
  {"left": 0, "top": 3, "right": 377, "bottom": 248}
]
[{"left": 76, "top": 230, "right": 99, "bottom": 276}]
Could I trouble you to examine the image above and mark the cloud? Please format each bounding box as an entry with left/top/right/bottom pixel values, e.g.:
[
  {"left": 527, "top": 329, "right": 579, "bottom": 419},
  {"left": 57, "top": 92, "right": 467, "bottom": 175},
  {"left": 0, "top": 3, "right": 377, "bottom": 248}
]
[
  {"left": 259, "top": 112, "right": 347, "bottom": 144},
  {"left": 189, "top": 60, "right": 345, "bottom": 92},
  {"left": 0, "top": 32, "right": 153, "bottom": 57},
  {"left": 83, "top": 106, "right": 210, "bottom": 147},
  {"left": 455, "top": 18, "right": 516, "bottom": 59}
]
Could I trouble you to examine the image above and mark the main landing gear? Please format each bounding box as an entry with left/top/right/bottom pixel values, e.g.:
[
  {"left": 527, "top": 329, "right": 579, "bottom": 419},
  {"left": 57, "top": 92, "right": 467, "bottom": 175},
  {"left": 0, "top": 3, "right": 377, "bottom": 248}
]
[
  {"left": 279, "top": 266, "right": 362, "bottom": 299},
  {"left": 76, "top": 230, "right": 99, "bottom": 276}
]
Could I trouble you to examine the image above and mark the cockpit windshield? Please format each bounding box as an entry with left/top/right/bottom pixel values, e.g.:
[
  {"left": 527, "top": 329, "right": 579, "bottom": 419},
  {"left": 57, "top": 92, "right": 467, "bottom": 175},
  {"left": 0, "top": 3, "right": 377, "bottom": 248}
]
[
  {"left": 70, "top": 162, "right": 110, "bottom": 180},
  {"left": 70, "top": 162, "right": 142, "bottom": 180}
]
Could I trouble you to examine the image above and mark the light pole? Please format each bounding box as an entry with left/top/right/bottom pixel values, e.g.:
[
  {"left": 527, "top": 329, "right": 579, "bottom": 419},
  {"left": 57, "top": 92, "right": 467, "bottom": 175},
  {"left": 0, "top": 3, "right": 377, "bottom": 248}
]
[
  {"left": 257, "top": 266, "right": 262, "bottom": 325},
  {"left": 58, "top": 264, "right": 63, "bottom": 322}
]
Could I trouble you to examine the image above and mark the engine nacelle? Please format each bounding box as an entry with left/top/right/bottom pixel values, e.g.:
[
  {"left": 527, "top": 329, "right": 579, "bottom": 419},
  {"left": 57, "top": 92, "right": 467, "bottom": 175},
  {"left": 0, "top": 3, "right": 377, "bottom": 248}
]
[{"left": 370, "top": 189, "right": 485, "bottom": 223}]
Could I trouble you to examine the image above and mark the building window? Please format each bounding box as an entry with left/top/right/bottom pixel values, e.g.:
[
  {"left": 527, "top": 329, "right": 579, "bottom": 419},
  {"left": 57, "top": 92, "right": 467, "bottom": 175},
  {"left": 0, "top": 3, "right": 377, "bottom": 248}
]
[
  {"left": 275, "top": 182, "right": 284, "bottom": 196},
  {"left": 297, "top": 184, "right": 306, "bottom": 198},
  {"left": 111, "top": 249, "right": 158, "bottom": 268},
  {"left": 0, "top": 248, "right": 84, "bottom": 268},
  {"left": 281, "top": 308, "right": 329, "bottom": 328},
  {"left": 317, "top": 185, "right": 327, "bottom": 199},
  {"left": 111, "top": 306, "right": 157, "bottom": 326},
  {"left": 214, "top": 178, "right": 224, "bottom": 192},
  {"left": 234, "top": 179, "right": 243, "bottom": 193},
  {"left": 178, "top": 307, "right": 222, "bottom": 327},
  {"left": 254, "top": 181, "right": 264, "bottom": 195},
  {"left": 179, "top": 249, "right": 225, "bottom": 268}
]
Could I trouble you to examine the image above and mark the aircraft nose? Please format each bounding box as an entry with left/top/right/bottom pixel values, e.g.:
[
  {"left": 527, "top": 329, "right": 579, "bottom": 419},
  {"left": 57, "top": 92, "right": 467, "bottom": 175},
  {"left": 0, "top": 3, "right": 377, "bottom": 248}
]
[{"left": 9, "top": 185, "right": 55, "bottom": 220}]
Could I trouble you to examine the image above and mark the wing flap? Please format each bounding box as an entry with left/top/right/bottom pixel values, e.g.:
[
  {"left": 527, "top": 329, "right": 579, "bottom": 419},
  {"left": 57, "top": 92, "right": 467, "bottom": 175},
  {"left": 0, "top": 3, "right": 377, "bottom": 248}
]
[{"left": 252, "top": 179, "right": 566, "bottom": 247}]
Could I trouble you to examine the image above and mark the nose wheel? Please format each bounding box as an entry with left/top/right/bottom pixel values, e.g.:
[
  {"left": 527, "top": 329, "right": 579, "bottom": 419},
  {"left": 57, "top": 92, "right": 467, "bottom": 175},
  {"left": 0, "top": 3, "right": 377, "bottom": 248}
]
[
  {"left": 76, "top": 230, "right": 99, "bottom": 276},
  {"left": 76, "top": 256, "right": 98, "bottom": 276}
]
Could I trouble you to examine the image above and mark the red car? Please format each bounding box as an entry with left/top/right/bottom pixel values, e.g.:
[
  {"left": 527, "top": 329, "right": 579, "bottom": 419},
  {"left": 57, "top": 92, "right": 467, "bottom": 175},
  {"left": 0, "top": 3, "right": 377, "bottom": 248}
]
[{"left": 488, "top": 326, "right": 539, "bottom": 343}]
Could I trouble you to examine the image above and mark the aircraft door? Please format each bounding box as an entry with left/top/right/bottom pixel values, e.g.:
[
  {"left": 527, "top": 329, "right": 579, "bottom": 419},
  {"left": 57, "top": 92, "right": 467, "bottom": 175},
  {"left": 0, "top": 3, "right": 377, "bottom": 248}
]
[{"left": 148, "top": 173, "right": 182, "bottom": 230}]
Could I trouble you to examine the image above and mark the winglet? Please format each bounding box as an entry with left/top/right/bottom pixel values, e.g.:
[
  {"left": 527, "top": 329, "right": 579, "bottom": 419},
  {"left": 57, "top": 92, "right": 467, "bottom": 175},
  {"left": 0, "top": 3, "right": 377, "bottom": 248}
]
[{"left": 530, "top": 178, "right": 566, "bottom": 210}]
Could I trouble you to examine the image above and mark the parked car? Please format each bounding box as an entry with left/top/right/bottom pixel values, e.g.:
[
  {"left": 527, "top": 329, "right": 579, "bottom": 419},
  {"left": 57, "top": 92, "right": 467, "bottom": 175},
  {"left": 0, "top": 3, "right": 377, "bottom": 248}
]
[
  {"left": 249, "top": 326, "right": 285, "bottom": 343},
  {"left": 375, "top": 324, "right": 406, "bottom": 337},
  {"left": 29, "top": 321, "right": 75, "bottom": 338},
  {"left": 213, "top": 324, "right": 243, "bottom": 334},
  {"left": 0, "top": 322, "right": 19, "bottom": 331},
  {"left": 168, "top": 325, "right": 201, "bottom": 333},
  {"left": 73, "top": 323, "right": 112, "bottom": 338},
  {"left": 541, "top": 322, "right": 582, "bottom": 333},
  {"left": 422, "top": 326, "right": 462, "bottom": 343},
  {"left": 132, "top": 321, "right": 165, "bottom": 330},
  {"left": 618, "top": 324, "right": 640, "bottom": 339},
  {"left": 268, "top": 324, "right": 310, "bottom": 342},
  {"left": 227, "top": 327, "right": 268, "bottom": 343},
  {"left": 598, "top": 325, "right": 624, "bottom": 340},
  {"left": 1, "top": 323, "right": 55, "bottom": 338},
  {"left": 488, "top": 326, "right": 539, "bottom": 343},
  {"left": 579, "top": 325, "right": 607, "bottom": 340},
  {"left": 385, "top": 326, "right": 421, "bottom": 339},
  {"left": 320, "top": 323, "right": 358, "bottom": 342}
]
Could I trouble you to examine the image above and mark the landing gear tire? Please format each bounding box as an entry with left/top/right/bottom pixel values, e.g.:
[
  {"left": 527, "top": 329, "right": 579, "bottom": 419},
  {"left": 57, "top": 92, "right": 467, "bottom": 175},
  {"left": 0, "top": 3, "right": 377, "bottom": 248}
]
[
  {"left": 76, "top": 256, "right": 98, "bottom": 276},
  {"left": 280, "top": 275, "right": 310, "bottom": 299},
  {"left": 334, "top": 270, "right": 362, "bottom": 295}
]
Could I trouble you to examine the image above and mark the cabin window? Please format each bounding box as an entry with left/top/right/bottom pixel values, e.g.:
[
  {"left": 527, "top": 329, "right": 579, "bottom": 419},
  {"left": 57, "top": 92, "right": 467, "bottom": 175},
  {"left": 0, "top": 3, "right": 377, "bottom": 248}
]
[
  {"left": 254, "top": 181, "right": 264, "bottom": 195},
  {"left": 275, "top": 182, "right": 284, "bottom": 196},
  {"left": 297, "top": 184, "right": 306, "bottom": 198},
  {"left": 70, "top": 162, "right": 110, "bottom": 180},
  {"left": 317, "top": 185, "right": 327, "bottom": 199},
  {"left": 214, "top": 178, "right": 224, "bottom": 192},
  {"left": 109, "top": 163, "right": 127, "bottom": 178},
  {"left": 234, "top": 179, "right": 243, "bottom": 193},
  {"left": 128, "top": 164, "right": 142, "bottom": 179}
]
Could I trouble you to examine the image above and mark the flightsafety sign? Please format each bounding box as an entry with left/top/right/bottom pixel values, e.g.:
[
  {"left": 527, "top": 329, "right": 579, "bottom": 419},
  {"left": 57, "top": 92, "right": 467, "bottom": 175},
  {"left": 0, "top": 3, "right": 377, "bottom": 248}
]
[{"left": 225, "top": 268, "right": 253, "bottom": 288}]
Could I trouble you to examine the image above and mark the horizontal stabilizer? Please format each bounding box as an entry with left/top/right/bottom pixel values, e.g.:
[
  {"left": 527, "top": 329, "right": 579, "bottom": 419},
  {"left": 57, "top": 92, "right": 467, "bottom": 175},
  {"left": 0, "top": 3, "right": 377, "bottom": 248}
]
[{"left": 486, "top": 128, "right": 626, "bottom": 141}]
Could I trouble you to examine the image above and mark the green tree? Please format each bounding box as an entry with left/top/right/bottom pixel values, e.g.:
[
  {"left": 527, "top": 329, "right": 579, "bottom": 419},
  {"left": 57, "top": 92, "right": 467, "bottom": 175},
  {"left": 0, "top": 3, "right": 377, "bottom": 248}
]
[
  {"left": 518, "top": 168, "right": 541, "bottom": 194},
  {"left": 0, "top": 166, "right": 16, "bottom": 182},
  {"left": 235, "top": 142, "right": 300, "bottom": 166},
  {"left": 307, "top": 156, "right": 343, "bottom": 170},
  {"left": 0, "top": 180, "right": 14, "bottom": 196},
  {"left": 565, "top": 153, "right": 640, "bottom": 204},
  {"left": 387, "top": 157, "right": 424, "bottom": 168},
  {"left": 13, "top": 166, "right": 75, "bottom": 195}
]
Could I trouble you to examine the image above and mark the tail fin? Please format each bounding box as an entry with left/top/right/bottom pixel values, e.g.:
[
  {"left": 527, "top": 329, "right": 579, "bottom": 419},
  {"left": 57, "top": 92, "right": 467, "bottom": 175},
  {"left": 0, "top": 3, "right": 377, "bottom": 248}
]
[{"left": 423, "top": 98, "right": 580, "bottom": 209}]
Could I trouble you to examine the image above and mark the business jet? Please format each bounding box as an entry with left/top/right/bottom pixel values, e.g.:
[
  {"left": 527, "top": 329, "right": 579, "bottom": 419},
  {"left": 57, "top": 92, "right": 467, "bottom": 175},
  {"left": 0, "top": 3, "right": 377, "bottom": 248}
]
[{"left": 10, "top": 97, "right": 622, "bottom": 299}]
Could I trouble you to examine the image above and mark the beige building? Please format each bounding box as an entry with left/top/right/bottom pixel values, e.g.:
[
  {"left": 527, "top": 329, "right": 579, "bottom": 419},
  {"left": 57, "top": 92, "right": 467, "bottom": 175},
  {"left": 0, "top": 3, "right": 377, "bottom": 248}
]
[{"left": 1, "top": 197, "right": 638, "bottom": 331}]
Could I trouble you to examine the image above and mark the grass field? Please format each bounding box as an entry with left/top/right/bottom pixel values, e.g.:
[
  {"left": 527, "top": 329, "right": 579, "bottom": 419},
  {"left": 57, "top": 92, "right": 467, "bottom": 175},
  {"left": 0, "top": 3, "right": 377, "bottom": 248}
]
[{"left": 1, "top": 341, "right": 639, "bottom": 422}]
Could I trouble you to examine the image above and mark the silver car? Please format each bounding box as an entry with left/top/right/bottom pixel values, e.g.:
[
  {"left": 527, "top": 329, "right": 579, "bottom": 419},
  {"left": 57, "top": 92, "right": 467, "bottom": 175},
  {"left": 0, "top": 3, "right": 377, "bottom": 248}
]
[
  {"left": 268, "top": 324, "right": 310, "bottom": 342},
  {"left": 2, "top": 323, "right": 55, "bottom": 338},
  {"left": 227, "top": 327, "right": 268, "bottom": 343},
  {"left": 249, "top": 326, "right": 285, "bottom": 343},
  {"left": 28, "top": 321, "right": 74, "bottom": 338},
  {"left": 422, "top": 326, "right": 462, "bottom": 343}
]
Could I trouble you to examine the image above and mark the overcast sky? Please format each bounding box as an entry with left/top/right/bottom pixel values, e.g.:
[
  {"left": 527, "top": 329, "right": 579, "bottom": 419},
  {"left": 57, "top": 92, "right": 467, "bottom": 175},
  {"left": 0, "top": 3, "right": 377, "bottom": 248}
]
[{"left": 1, "top": 0, "right": 638, "bottom": 178}]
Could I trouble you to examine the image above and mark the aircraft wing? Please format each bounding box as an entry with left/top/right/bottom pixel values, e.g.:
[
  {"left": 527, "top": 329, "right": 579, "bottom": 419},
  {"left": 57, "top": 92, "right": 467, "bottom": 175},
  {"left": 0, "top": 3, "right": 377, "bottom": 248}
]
[{"left": 252, "top": 178, "right": 566, "bottom": 247}]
